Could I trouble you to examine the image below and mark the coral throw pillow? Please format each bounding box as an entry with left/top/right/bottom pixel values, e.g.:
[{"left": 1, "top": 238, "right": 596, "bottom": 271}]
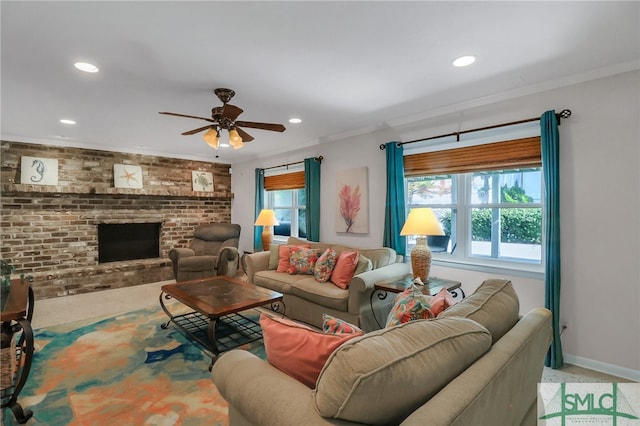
[
  {"left": 385, "top": 284, "right": 433, "bottom": 328},
  {"left": 288, "top": 246, "right": 320, "bottom": 275},
  {"left": 260, "top": 314, "right": 363, "bottom": 388},
  {"left": 276, "top": 244, "right": 311, "bottom": 272},
  {"left": 429, "top": 287, "right": 457, "bottom": 316},
  {"left": 322, "top": 313, "right": 363, "bottom": 335},
  {"left": 330, "top": 251, "right": 359, "bottom": 289},
  {"left": 314, "top": 248, "right": 337, "bottom": 282}
]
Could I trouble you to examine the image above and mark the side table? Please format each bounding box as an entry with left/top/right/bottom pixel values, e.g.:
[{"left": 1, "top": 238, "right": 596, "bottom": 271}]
[
  {"left": 371, "top": 275, "right": 464, "bottom": 329},
  {"left": 1, "top": 278, "right": 35, "bottom": 424}
]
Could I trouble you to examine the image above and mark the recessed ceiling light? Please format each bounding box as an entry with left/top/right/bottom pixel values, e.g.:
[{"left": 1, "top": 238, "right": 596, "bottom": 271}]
[
  {"left": 59, "top": 119, "right": 76, "bottom": 125},
  {"left": 452, "top": 56, "right": 476, "bottom": 67},
  {"left": 220, "top": 143, "right": 230, "bottom": 148},
  {"left": 74, "top": 62, "right": 99, "bottom": 73},
  {"left": 289, "top": 118, "right": 302, "bottom": 124}
]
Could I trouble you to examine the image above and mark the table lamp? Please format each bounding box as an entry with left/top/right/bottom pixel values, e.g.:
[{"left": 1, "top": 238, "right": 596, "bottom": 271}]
[
  {"left": 400, "top": 208, "right": 445, "bottom": 282},
  {"left": 254, "top": 209, "right": 279, "bottom": 251}
]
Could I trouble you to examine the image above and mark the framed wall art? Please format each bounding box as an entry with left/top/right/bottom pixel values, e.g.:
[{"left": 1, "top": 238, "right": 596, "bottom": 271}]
[
  {"left": 20, "top": 156, "right": 59, "bottom": 185},
  {"left": 114, "top": 164, "right": 143, "bottom": 189},
  {"left": 335, "top": 166, "right": 369, "bottom": 234},
  {"left": 192, "top": 171, "right": 214, "bottom": 192}
]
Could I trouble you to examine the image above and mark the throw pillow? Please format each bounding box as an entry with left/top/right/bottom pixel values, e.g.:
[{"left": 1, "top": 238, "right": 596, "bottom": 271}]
[
  {"left": 322, "top": 313, "right": 363, "bottom": 335},
  {"left": 330, "top": 251, "right": 359, "bottom": 289},
  {"left": 276, "top": 244, "right": 311, "bottom": 272},
  {"left": 353, "top": 254, "right": 373, "bottom": 276},
  {"left": 429, "top": 287, "right": 457, "bottom": 316},
  {"left": 313, "top": 317, "right": 491, "bottom": 425},
  {"left": 385, "top": 284, "right": 433, "bottom": 328},
  {"left": 314, "top": 248, "right": 337, "bottom": 282},
  {"left": 438, "top": 279, "right": 519, "bottom": 343},
  {"left": 268, "top": 245, "right": 280, "bottom": 270},
  {"left": 288, "top": 246, "right": 320, "bottom": 275},
  {"left": 260, "top": 314, "right": 363, "bottom": 388}
]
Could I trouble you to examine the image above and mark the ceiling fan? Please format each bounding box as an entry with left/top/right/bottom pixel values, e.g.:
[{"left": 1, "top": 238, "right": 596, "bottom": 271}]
[{"left": 159, "top": 88, "right": 286, "bottom": 150}]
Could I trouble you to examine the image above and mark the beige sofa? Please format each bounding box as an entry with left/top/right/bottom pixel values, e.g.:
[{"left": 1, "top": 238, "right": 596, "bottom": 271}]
[
  {"left": 244, "top": 237, "right": 410, "bottom": 332},
  {"left": 212, "top": 279, "right": 553, "bottom": 426}
]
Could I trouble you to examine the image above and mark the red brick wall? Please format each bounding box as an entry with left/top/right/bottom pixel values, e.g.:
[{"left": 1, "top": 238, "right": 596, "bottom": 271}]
[{"left": 1, "top": 141, "right": 233, "bottom": 299}]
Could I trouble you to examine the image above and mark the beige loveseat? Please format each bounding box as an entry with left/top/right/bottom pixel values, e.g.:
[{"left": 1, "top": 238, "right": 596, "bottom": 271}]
[
  {"left": 244, "top": 237, "right": 410, "bottom": 332},
  {"left": 212, "top": 279, "right": 553, "bottom": 426}
]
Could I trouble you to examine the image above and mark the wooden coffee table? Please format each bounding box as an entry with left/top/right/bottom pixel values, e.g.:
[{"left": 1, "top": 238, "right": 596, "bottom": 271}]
[{"left": 159, "top": 276, "right": 283, "bottom": 368}]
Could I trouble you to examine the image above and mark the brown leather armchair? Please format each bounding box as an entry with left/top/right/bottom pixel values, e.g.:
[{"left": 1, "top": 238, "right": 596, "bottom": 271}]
[{"left": 168, "top": 223, "right": 241, "bottom": 282}]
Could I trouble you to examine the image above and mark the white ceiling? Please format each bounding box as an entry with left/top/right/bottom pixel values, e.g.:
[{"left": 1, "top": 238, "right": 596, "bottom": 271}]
[{"left": 2, "top": 1, "right": 638, "bottom": 164}]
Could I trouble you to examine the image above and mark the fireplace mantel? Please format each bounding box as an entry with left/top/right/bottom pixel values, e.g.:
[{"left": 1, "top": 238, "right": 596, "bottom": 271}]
[{"left": 1, "top": 141, "right": 233, "bottom": 300}]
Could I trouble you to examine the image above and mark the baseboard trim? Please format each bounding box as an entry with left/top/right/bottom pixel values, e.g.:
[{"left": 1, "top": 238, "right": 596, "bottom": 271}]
[{"left": 564, "top": 354, "right": 640, "bottom": 382}]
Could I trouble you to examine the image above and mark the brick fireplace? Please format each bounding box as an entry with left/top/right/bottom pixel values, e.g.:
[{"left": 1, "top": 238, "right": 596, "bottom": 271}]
[{"left": 0, "top": 141, "right": 234, "bottom": 300}]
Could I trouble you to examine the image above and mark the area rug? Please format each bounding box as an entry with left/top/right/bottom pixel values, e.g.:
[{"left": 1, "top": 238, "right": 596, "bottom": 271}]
[{"left": 2, "top": 301, "right": 265, "bottom": 425}]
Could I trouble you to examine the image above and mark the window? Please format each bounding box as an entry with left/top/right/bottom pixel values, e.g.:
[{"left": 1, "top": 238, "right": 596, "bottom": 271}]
[
  {"left": 404, "top": 136, "right": 544, "bottom": 274},
  {"left": 265, "top": 189, "right": 307, "bottom": 240},
  {"left": 263, "top": 169, "right": 307, "bottom": 240}
]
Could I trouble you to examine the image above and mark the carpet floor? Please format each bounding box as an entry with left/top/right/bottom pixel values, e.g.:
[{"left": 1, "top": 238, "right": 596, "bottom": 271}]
[
  {"left": 3, "top": 296, "right": 623, "bottom": 425},
  {"left": 2, "top": 300, "right": 264, "bottom": 426}
]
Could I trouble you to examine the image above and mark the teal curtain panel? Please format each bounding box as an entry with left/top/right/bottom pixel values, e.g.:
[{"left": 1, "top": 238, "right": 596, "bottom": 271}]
[
  {"left": 304, "top": 157, "right": 321, "bottom": 242},
  {"left": 541, "top": 110, "right": 564, "bottom": 369},
  {"left": 383, "top": 142, "right": 406, "bottom": 255},
  {"left": 254, "top": 168, "right": 265, "bottom": 251}
]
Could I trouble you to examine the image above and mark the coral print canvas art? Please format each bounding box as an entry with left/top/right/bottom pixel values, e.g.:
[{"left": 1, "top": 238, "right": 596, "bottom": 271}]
[{"left": 335, "top": 167, "right": 369, "bottom": 234}]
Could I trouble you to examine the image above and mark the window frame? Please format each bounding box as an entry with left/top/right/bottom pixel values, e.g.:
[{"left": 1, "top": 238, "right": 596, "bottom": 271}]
[
  {"left": 402, "top": 128, "right": 545, "bottom": 279},
  {"left": 265, "top": 188, "right": 307, "bottom": 242}
]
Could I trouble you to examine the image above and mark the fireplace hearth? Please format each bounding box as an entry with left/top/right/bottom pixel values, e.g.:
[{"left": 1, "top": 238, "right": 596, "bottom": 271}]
[{"left": 98, "top": 223, "right": 161, "bottom": 263}]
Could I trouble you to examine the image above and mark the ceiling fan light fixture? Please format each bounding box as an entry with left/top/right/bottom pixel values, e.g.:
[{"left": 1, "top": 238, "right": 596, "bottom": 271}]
[
  {"left": 228, "top": 128, "right": 244, "bottom": 149},
  {"left": 203, "top": 128, "right": 220, "bottom": 149}
]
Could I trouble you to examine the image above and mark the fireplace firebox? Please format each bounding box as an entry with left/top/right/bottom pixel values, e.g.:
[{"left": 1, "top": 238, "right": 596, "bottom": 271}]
[{"left": 98, "top": 223, "right": 161, "bottom": 263}]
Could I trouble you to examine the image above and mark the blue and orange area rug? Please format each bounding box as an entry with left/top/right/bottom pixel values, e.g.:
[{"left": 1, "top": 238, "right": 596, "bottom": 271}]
[{"left": 3, "top": 303, "right": 265, "bottom": 425}]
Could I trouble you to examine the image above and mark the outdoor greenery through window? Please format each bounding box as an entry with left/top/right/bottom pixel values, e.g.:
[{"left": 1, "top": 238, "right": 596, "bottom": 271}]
[
  {"left": 406, "top": 167, "right": 543, "bottom": 269},
  {"left": 266, "top": 189, "right": 306, "bottom": 239}
]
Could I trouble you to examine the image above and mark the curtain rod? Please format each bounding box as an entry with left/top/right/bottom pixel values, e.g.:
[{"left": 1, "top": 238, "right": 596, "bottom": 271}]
[
  {"left": 379, "top": 109, "right": 572, "bottom": 150},
  {"left": 262, "top": 156, "right": 323, "bottom": 171}
]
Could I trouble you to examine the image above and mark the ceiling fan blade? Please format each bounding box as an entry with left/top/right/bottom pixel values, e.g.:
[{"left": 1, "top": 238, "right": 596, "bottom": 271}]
[
  {"left": 236, "top": 127, "right": 254, "bottom": 142},
  {"left": 235, "top": 121, "right": 286, "bottom": 132},
  {"left": 159, "top": 112, "right": 216, "bottom": 123},
  {"left": 221, "top": 104, "right": 244, "bottom": 121},
  {"left": 181, "top": 125, "right": 213, "bottom": 136}
]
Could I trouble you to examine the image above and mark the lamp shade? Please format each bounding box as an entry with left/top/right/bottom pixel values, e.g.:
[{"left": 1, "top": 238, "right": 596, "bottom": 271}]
[
  {"left": 203, "top": 128, "right": 220, "bottom": 149},
  {"left": 400, "top": 208, "right": 444, "bottom": 237},
  {"left": 254, "top": 209, "right": 280, "bottom": 226}
]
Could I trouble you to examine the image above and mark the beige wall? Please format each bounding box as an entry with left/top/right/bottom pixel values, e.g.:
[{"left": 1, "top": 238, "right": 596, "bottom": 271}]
[{"left": 231, "top": 70, "right": 640, "bottom": 379}]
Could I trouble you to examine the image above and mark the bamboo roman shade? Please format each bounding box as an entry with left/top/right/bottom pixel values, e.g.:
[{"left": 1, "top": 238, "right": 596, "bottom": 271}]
[
  {"left": 264, "top": 171, "right": 305, "bottom": 190},
  {"left": 403, "top": 136, "right": 541, "bottom": 177}
]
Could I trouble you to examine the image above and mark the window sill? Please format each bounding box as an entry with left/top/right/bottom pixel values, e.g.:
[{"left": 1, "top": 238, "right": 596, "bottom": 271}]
[{"left": 431, "top": 257, "right": 544, "bottom": 280}]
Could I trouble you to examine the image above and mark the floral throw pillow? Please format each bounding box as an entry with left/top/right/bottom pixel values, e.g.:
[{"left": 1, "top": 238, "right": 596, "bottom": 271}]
[
  {"left": 314, "top": 248, "right": 337, "bottom": 282},
  {"left": 288, "top": 246, "right": 320, "bottom": 275},
  {"left": 322, "top": 313, "right": 363, "bottom": 335},
  {"left": 385, "top": 284, "right": 433, "bottom": 328}
]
